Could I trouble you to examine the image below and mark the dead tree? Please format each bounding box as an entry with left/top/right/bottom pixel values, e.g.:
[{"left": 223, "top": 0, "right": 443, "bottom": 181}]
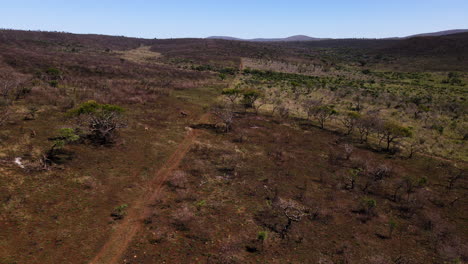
[{"left": 211, "top": 104, "right": 234, "bottom": 133}]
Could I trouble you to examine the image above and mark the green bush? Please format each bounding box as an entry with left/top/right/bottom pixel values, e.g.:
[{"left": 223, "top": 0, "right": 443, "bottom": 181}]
[
  {"left": 257, "top": 231, "right": 268, "bottom": 241},
  {"left": 67, "top": 100, "right": 126, "bottom": 145},
  {"left": 360, "top": 197, "right": 377, "bottom": 215},
  {"left": 111, "top": 204, "right": 129, "bottom": 220},
  {"left": 44, "top": 128, "right": 80, "bottom": 165},
  {"left": 49, "top": 80, "right": 59, "bottom": 87}
]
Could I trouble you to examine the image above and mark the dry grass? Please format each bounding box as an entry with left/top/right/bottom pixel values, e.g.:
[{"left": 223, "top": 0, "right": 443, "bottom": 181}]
[{"left": 116, "top": 46, "right": 162, "bottom": 64}]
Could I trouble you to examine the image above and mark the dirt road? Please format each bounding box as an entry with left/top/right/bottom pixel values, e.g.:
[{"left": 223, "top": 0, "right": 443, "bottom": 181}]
[{"left": 89, "top": 113, "right": 210, "bottom": 264}]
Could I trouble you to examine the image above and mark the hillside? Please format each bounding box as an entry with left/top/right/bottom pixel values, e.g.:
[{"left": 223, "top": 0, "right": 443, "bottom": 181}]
[
  {"left": 406, "top": 29, "right": 468, "bottom": 38},
  {"left": 0, "top": 30, "right": 467, "bottom": 264}
]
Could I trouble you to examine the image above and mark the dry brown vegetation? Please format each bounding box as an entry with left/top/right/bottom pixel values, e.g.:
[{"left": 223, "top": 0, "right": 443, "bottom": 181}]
[{"left": 0, "top": 30, "right": 466, "bottom": 264}]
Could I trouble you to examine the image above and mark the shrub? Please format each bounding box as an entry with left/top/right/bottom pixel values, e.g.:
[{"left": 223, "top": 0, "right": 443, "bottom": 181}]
[
  {"left": 362, "top": 69, "right": 371, "bottom": 75},
  {"left": 49, "top": 80, "right": 59, "bottom": 87},
  {"left": 257, "top": 231, "right": 268, "bottom": 241},
  {"left": 67, "top": 100, "right": 126, "bottom": 145},
  {"left": 360, "top": 197, "right": 377, "bottom": 215},
  {"left": 442, "top": 72, "right": 463, "bottom": 85},
  {"left": 343, "top": 144, "right": 354, "bottom": 160},
  {"left": 43, "top": 128, "right": 80, "bottom": 166},
  {"left": 277, "top": 105, "right": 290, "bottom": 119},
  {"left": 25, "top": 105, "right": 38, "bottom": 120},
  {"left": 195, "top": 200, "right": 206, "bottom": 209},
  {"left": 346, "top": 168, "right": 361, "bottom": 189},
  {"left": 0, "top": 106, "right": 10, "bottom": 126},
  {"left": 219, "top": 67, "right": 237, "bottom": 75},
  {"left": 388, "top": 218, "right": 397, "bottom": 238},
  {"left": 111, "top": 204, "right": 128, "bottom": 220},
  {"left": 45, "top": 67, "right": 63, "bottom": 81},
  {"left": 0, "top": 76, "right": 28, "bottom": 102}
]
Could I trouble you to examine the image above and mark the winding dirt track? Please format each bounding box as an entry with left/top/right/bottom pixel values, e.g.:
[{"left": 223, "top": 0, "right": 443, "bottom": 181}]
[{"left": 89, "top": 113, "right": 210, "bottom": 264}]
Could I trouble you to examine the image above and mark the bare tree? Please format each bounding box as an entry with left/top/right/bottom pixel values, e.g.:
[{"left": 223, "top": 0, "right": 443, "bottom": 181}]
[
  {"left": 253, "top": 98, "right": 266, "bottom": 115},
  {"left": 0, "top": 79, "right": 19, "bottom": 99},
  {"left": 340, "top": 111, "right": 360, "bottom": 135},
  {"left": 0, "top": 106, "right": 10, "bottom": 126},
  {"left": 302, "top": 99, "right": 322, "bottom": 120},
  {"left": 211, "top": 103, "right": 234, "bottom": 132},
  {"left": 277, "top": 105, "right": 290, "bottom": 119},
  {"left": 265, "top": 90, "right": 284, "bottom": 116},
  {"left": 0, "top": 73, "right": 30, "bottom": 102},
  {"left": 446, "top": 166, "right": 465, "bottom": 191},
  {"left": 343, "top": 144, "right": 354, "bottom": 160},
  {"left": 406, "top": 138, "right": 425, "bottom": 159},
  {"left": 355, "top": 114, "right": 382, "bottom": 143}
]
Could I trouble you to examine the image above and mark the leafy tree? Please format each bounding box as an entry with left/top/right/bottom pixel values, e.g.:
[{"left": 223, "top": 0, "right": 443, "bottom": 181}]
[
  {"left": 67, "top": 100, "right": 126, "bottom": 144},
  {"left": 310, "top": 104, "right": 337, "bottom": 129},
  {"left": 221, "top": 88, "right": 242, "bottom": 104},
  {"left": 241, "top": 89, "right": 263, "bottom": 111},
  {"left": 379, "top": 121, "right": 412, "bottom": 151}
]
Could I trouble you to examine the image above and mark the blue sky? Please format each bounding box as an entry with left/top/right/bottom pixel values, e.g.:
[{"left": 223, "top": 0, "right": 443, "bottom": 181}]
[{"left": 1, "top": 0, "right": 467, "bottom": 39}]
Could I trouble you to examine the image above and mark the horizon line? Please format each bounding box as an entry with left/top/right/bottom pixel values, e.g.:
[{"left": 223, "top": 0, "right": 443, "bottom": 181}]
[{"left": 1, "top": 27, "right": 467, "bottom": 41}]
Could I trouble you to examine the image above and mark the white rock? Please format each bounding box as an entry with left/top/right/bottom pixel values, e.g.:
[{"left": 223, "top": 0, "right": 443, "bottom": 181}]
[{"left": 14, "top": 157, "right": 25, "bottom": 169}]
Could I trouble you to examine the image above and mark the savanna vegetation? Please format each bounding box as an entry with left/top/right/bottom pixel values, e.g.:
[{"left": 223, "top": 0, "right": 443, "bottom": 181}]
[{"left": 0, "top": 29, "right": 466, "bottom": 264}]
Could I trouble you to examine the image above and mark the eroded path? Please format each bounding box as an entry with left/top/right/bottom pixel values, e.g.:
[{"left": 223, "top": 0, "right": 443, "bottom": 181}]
[{"left": 89, "top": 113, "right": 210, "bottom": 264}]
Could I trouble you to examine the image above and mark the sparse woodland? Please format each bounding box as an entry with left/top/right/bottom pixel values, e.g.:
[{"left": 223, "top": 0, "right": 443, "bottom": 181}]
[{"left": 0, "top": 29, "right": 466, "bottom": 264}]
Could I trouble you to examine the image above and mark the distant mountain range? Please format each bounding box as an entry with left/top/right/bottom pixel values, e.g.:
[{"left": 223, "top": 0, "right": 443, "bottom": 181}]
[
  {"left": 207, "top": 35, "right": 326, "bottom": 42},
  {"left": 207, "top": 29, "right": 468, "bottom": 42}
]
